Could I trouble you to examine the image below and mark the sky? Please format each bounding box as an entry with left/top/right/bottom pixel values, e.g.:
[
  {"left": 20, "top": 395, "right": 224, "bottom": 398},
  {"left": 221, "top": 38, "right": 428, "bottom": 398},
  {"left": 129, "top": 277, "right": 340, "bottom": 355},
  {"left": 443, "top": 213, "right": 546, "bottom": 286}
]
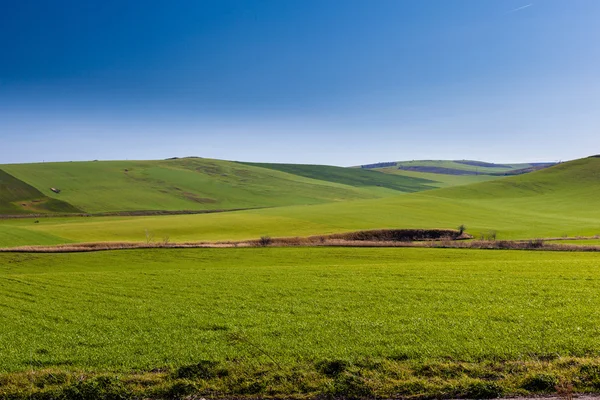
[{"left": 1, "top": 0, "right": 599, "bottom": 166}]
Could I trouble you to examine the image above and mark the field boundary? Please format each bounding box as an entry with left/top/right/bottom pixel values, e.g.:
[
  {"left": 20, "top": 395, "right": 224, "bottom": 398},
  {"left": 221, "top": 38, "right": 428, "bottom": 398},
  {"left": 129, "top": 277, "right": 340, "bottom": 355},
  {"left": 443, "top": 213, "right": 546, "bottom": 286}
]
[
  {"left": 2, "top": 356, "right": 600, "bottom": 399},
  {"left": 3, "top": 229, "right": 600, "bottom": 253}
]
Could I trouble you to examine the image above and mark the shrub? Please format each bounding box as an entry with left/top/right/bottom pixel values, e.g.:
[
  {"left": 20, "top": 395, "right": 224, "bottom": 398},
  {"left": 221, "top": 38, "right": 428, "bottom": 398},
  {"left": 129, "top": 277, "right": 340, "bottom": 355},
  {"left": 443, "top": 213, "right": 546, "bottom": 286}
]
[
  {"left": 527, "top": 239, "right": 545, "bottom": 249},
  {"left": 258, "top": 236, "right": 272, "bottom": 246}
]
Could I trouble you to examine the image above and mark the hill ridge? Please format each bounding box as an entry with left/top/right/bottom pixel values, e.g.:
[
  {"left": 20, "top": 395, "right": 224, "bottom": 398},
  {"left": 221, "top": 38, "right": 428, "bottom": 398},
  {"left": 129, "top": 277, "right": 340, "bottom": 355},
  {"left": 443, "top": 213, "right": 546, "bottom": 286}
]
[{"left": 0, "top": 158, "right": 435, "bottom": 215}]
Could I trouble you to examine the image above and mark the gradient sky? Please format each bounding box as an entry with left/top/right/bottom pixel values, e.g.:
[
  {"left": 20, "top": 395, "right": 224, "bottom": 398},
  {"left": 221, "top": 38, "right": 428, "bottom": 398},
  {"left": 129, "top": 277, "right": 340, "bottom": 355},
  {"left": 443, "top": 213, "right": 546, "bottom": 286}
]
[{"left": 1, "top": 0, "right": 599, "bottom": 166}]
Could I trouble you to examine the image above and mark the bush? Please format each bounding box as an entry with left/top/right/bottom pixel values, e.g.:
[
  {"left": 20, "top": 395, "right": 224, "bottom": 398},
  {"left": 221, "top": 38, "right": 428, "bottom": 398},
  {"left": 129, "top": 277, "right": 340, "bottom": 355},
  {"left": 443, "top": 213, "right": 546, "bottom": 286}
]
[
  {"left": 258, "top": 236, "right": 272, "bottom": 246},
  {"left": 527, "top": 239, "right": 545, "bottom": 249}
]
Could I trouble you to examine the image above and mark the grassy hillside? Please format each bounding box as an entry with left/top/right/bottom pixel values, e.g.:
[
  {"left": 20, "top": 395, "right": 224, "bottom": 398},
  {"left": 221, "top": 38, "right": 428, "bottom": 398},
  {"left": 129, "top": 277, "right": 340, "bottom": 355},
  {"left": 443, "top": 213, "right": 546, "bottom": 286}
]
[
  {"left": 1, "top": 158, "right": 424, "bottom": 214},
  {"left": 0, "top": 169, "right": 82, "bottom": 215},
  {"left": 241, "top": 162, "right": 436, "bottom": 192},
  {"left": 433, "top": 157, "right": 598, "bottom": 200},
  {"left": 373, "top": 167, "right": 502, "bottom": 188},
  {"left": 361, "top": 159, "right": 555, "bottom": 176},
  {"left": 3, "top": 157, "right": 597, "bottom": 245}
]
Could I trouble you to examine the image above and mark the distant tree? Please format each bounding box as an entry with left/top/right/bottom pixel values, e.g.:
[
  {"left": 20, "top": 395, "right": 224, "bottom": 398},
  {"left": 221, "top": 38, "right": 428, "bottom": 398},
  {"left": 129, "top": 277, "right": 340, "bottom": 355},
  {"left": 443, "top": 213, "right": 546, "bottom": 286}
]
[{"left": 458, "top": 224, "right": 466, "bottom": 236}]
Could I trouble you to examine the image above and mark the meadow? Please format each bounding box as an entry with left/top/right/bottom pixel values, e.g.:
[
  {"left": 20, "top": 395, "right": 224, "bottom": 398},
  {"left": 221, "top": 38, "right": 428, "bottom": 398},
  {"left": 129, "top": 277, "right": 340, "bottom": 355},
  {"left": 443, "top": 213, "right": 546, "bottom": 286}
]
[
  {"left": 0, "top": 158, "right": 429, "bottom": 215},
  {"left": 2, "top": 157, "right": 600, "bottom": 398},
  {"left": 397, "top": 160, "right": 551, "bottom": 172},
  {"left": 2, "top": 157, "right": 598, "bottom": 248},
  {"left": 2, "top": 247, "right": 600, "bottom": 398}
]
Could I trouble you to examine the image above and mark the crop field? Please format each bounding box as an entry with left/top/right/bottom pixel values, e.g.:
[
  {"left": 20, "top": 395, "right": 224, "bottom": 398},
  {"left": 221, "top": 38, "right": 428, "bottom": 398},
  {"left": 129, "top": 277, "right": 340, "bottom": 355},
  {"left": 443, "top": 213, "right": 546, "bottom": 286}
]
[
  {"left": 2, "top": 192, "right": 598, "bottom": 247},
  {"left": 2, "top": 247, "right": 600, "bottom": 398}
]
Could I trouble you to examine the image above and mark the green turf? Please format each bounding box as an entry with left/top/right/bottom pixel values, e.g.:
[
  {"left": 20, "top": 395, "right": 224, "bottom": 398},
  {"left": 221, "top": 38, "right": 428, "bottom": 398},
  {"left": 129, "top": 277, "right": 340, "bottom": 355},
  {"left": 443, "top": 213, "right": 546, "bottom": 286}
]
[
  {"left": 3, "top": 157, "right": 598, "bottom": 246},
  {"left": 3, "top": 247, "right": 600, "bottom": 367},
  {"left": 0, "top": 225, "right": 73, "bottom": 248},
  {"left": 0, "top": 169, "right": 81, "bottom": 214},
  {"left": 2, "top": 247, "right": 600, "bottom": 398},
  {"left": 394, "top": 160, "right": 543, "bottom": 173},
  {"left": 241, "top": 162, "right": 437, "bottom": 192},
  {"left": 374, "top": 167, "right": 502, "bottom": 188},
  {"left": 1, "top": 158, "right": 415, "bottom": 214}
]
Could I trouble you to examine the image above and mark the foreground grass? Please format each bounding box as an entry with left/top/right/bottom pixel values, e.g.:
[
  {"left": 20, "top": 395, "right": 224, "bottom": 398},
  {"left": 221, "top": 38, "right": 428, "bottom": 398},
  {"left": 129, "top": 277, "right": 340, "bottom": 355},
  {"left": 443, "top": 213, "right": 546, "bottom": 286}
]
[{"left": 2, "top": 247, "right": 600, "bottom": 398}]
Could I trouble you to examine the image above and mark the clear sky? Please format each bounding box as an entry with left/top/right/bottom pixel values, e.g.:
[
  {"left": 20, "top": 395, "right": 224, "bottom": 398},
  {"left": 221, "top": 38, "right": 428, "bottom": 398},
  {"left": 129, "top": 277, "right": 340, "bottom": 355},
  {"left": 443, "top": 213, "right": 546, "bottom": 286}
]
[{"left": 1, "top": 0, "right": 599, "bottom": 166}]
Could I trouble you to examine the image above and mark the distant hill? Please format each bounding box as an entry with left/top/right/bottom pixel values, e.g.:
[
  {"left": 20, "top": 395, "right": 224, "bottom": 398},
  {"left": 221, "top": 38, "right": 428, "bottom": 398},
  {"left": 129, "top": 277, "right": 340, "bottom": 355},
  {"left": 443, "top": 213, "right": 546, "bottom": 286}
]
[
  {"left": 0, "top": 158, "right": 438, "bottom": 215},
  {"left": 360, "top": 159, "right": 556, "bottom": 176},
  {"left": 240, "top": 162, "right": 436, "bottom": 193}
]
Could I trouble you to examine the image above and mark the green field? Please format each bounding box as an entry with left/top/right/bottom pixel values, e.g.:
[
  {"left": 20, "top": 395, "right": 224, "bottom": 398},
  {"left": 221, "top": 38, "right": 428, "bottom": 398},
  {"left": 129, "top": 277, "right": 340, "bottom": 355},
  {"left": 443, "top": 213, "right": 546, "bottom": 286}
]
[
  {"left": 360, "top": 159, "right": 554, "bottom": 175},
  {"left": 2, "top": 157, "right": 600, "bottom": 399},
  {"left": 242, "top": 162, "right": 436, "bottom": 192},
  {"left": 2, "top": 157, "right": 599, "bottom": 247},
  {"left": 394, "top": 159, "right": 542, "bottom": 173},
  {"left": 2, "top": 247, "right": 600, "bottom": 398},
  {"left": 374, "top": 167, "right": 502, "bottom": 188},
  {"left": 0, "top": 169, "right": 81, "bottom": 215},
  {"left": 0, "top": 158, "right": 432, "bottom": 215},
  {"left": 0, "top": 158, "right": 557, "bottom": 217}
]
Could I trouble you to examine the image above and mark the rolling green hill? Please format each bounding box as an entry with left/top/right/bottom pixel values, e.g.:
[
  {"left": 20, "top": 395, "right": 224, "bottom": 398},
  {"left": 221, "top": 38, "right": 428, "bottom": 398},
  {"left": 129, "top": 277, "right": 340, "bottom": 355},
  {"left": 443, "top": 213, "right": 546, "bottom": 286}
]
[
  {"left": 372, "top": 167, "right": 502, "bottom": 188},
  {"left": 361, "top": 159, "right": 555, "bottom": 176},
  {"left": 0, "top": 169, "right": 82, "bottom": 215},
  {"left": 241, "top": 162, "right": 436, "bottom": 192},
  {"left": 3, "top": 156, "right": 599, "bottom": 246},
  {"left": 0, "top": 158, "right": 435, "bottom": 215}
]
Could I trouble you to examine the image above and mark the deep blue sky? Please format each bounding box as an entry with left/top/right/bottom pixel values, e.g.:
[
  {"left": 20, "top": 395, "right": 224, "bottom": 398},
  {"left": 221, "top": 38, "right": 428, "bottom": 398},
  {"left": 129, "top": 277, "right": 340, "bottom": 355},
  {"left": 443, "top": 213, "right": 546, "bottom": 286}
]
[{"left": 1, "top": 0, "right": 599, "bottom": 165}]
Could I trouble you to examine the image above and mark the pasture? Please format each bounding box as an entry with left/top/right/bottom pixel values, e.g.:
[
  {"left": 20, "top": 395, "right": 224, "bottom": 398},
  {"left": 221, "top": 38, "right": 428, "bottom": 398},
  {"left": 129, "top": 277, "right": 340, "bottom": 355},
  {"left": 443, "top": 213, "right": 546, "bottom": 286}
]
[
  {"left": 0, "top": 158, "right": 427, "bottom": 215},
  {"left": 2, "top": 247, "right": 600, "bottom": 398},
  {"left": 2, "top": 157, "right": 598, "bottom": 248}
]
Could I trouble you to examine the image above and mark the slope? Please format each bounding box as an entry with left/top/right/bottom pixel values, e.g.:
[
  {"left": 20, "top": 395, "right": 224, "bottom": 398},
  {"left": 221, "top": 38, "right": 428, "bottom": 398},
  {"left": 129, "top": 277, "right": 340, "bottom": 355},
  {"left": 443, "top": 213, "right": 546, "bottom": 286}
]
[
  {"left": 0, "top": 158, "right": 417, "bottom": 214},
  {"left": 0, "top": 169, "right": 82, "bottom": 215},
  {"left": 361, "top": 159, "right": 555, "bottom": 176},
  {"left": 241, "top": 162, "right": 437, "bottom": 192},
  {"left": 373, "top": 167, "right": 502, "bottom": 188}
]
